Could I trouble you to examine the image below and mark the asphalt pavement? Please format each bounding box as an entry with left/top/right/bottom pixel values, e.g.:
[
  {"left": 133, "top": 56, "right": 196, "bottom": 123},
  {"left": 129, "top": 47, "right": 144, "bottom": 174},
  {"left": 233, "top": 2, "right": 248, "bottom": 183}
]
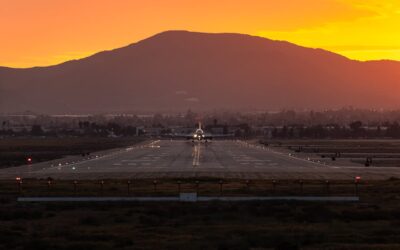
[{"left": 1, "top": 140, "right": 399, "bottom": 180}]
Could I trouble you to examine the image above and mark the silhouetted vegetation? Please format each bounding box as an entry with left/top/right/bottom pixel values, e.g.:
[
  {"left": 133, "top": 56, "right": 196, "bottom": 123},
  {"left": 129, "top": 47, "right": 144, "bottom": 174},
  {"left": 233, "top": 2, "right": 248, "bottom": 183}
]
[
  {"left": 1, "top": 108, "right": 400, "bottom": 139},
  {"left": 268, "top": 121, "right": 400, "bottom": 139}
]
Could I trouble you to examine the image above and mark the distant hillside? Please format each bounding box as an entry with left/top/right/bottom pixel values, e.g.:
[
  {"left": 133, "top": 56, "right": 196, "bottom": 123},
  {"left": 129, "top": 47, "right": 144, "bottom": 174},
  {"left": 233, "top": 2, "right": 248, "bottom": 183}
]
[{"left": 1, "top": 30, "right": 399, "bottom": 113}]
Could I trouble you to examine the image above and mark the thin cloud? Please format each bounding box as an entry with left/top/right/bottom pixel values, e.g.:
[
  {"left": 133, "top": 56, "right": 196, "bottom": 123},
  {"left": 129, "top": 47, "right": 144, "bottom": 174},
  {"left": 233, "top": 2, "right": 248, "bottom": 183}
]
[
  {"left": 175, "top": 90, "right": 188, "bottom": 95},
  {"left": 185, "top": 97, "right": 199, "bottom": 102}
]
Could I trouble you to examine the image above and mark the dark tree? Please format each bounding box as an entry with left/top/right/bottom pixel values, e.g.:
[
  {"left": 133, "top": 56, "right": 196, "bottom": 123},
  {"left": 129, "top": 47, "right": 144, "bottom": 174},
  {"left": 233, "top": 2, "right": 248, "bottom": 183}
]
[
  {"left": 350, "top": 121, "right": 363, "bottom": 131},
  {"left": 31, "top": 125, "right": 44, "bottom": 136}
]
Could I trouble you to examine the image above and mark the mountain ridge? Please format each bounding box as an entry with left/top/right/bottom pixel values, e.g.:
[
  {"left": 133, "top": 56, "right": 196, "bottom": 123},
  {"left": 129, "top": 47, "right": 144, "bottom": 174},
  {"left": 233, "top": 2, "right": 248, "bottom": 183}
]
[
  {"left": 1, "top": 30, "right": 399, "bottom": 113},
  {"left": 5, "top": 30, "right": 399, "bottom": 70}
]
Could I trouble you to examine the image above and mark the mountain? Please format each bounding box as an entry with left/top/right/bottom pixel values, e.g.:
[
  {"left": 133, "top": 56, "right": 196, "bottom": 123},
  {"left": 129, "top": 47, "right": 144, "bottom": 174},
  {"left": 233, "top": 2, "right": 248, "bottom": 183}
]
[{"left": 1, "top": 30, "right": 400, "bottom": 113}]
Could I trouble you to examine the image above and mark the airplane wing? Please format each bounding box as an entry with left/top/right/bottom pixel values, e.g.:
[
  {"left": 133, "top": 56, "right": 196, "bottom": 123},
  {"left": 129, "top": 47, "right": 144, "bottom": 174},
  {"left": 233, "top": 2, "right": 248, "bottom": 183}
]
[
  {"left": 164, "top": 133, "right": 194, "bottom": 139},
  {"left": 202, "top": 133, "right": 234, "bottom": 140}
]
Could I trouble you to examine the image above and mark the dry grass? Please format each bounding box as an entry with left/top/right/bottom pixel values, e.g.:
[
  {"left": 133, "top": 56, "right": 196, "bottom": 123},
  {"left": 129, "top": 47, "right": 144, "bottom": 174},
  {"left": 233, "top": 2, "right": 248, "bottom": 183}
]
[
  {"left": 265, "top": 139, "right": 400, "bottom": 167},
  {"left": 1, "top": 179, "right": 400, "bottom": 249},
  {"left": 1, "top": 178, "right": 368, "bottom": 197}
]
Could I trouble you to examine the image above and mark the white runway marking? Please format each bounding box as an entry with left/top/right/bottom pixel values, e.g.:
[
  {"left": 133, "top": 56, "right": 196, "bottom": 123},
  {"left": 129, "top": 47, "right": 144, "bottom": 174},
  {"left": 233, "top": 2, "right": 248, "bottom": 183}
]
[
  {"left": 2, "top": 140, "right": 400, "bottom": 180},
  {"left": 192, "top": 144, "right": 201, "bottom": 166}
]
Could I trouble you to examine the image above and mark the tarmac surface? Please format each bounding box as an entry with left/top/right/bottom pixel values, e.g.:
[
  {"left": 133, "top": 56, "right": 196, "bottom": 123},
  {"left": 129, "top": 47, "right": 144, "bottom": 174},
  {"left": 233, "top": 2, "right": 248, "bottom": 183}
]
[{"left": 1, "top": 140, "right": 400, "bottom": 180}]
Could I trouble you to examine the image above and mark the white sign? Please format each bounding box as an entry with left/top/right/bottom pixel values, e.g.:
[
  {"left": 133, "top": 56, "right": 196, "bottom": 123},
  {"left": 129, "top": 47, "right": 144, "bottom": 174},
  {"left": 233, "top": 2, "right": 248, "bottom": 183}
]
[{"left": 179, "top": 193, "right": 197, "bottom": 202}]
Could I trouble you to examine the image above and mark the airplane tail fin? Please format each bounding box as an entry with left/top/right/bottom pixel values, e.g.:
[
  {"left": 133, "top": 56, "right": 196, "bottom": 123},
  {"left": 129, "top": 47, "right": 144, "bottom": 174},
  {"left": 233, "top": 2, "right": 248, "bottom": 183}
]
[{"left": 198, "top": 122, "right": 202, "bottom": 129}]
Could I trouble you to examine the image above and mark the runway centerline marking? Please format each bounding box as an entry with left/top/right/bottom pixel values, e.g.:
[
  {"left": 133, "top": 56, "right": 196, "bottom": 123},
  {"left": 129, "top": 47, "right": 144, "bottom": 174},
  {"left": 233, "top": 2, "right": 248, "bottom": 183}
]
[
  {"left": 192, "top": 143, "right": 201, "bottom": 166},
  {"left": 3, "top": 140, "right": 400, "bottom": 180}
]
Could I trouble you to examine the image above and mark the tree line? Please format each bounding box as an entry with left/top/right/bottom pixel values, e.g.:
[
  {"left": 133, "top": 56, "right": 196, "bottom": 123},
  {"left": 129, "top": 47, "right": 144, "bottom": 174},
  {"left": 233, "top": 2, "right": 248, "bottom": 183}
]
[{"left": 269, "top": 121, "right": 400, "bottom": 139}]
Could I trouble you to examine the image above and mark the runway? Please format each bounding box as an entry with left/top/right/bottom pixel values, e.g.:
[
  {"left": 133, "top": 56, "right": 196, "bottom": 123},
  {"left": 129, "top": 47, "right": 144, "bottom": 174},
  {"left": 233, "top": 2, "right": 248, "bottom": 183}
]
[{"left": 1, "top": 140, "right": 400, "bottom": 180}]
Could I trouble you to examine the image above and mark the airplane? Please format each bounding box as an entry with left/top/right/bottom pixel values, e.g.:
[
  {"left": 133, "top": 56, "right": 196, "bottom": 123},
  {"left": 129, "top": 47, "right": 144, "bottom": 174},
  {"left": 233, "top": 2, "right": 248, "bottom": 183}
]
[
  {"left": 169, "top": 122, "right": 233, "bottom": 142},
  {"left": 190, "top": 122, "right": 211, "bottom": 141}
]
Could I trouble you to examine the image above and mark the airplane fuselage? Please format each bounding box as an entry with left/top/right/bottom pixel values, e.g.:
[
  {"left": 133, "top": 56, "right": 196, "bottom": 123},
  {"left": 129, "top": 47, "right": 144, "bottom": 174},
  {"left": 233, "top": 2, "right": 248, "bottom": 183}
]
[{"left": 193, "top": 128, "right": 205, "bottom": 140}]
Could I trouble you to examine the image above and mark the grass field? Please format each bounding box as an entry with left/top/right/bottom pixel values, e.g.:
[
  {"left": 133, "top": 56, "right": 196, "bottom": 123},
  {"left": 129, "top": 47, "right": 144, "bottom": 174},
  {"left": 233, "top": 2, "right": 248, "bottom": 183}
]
[
  {"left": 0, "top": 137, "right": 144, "bottom": 168},
  {"left": 1, "top": 178, "right": 400, "bottom": 249},
  {"left": 263, "top": 139, "right": 400, "bottom": 167}
]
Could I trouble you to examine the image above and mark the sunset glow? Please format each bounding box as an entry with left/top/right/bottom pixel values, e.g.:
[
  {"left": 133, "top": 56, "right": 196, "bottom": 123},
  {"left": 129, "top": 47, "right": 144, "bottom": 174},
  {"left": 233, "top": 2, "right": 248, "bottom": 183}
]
[{"left": 1, "top": 0, "right": 400, "bottom": 68}]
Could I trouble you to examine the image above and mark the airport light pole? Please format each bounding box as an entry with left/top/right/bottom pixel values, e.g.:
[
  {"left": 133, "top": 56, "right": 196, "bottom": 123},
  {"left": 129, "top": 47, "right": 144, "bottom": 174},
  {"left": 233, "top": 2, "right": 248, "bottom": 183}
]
[
  {"left": 355, "top": 176, "right": 361, "bottom": 195},
  {"left": 16, "top": 177, "right": 22, "bottom": 194},
  {"left": 245, "top": 180, "right": 250, "bottom": 190},
  {"left": 47, "top": 177, "right": 52, "bottom": 192},
  {"left": 26, "top": 157, "right": 33, "bottom": 165},
  {"left": 219, "top": 180, "right": 223, "bottom": 195},
  {"left": 272, "top": 180, "right": 277, "bottom": 194}
]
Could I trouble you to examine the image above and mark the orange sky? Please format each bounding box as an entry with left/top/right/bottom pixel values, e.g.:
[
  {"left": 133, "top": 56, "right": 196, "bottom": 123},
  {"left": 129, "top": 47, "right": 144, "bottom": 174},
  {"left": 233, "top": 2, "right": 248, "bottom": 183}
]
[{"left": 1, "top": 0, "right": 400, "bottom": 68}]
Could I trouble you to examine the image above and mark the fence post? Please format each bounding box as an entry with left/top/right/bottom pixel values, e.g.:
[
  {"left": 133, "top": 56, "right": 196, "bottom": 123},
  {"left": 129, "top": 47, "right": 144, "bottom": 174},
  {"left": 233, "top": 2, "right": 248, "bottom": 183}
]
[
  {"left": 127, "top": 180, "right": 131, "bottom": 195},
  {"left": 73, "top": 180, "right": 78, "bottom": 195},
  {"left": 100, "top": 180, "right": 104, "bottom": 195},
  {"left": 299, "top": 180, "right": 303, "bottom": 194},
  {"left": 153, "top": 180, "right": 158, "bottom": 192},
  {"left": 272, "top": 180, "right": 277, "bottom": 194},
  {"left": 245, "top": 180, "right": 250, "bottom": 190},
  {"left": 325, "top": 180, "right": 330, "bottom": 195},
  {"left": 177, "top": 180, "right": 181, "bottom": 193}
]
